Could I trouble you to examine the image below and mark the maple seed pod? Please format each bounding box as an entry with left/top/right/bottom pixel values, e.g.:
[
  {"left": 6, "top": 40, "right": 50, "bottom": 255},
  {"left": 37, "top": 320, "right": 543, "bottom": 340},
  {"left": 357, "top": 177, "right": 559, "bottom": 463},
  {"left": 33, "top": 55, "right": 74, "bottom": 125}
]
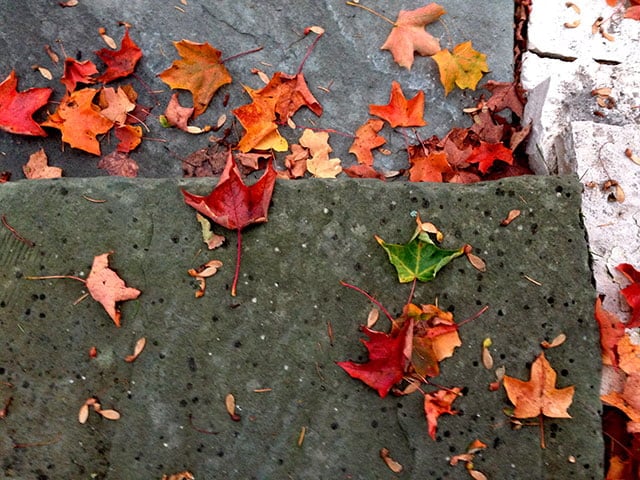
[
  {"left": 500, "top": 209, "right": 521, "bottom": 226},
  {"left": 225, "top": 393, "right": 241, "bottom": 421},
  {"left": 563, "top": 20, "right": 580, "bottom": 28},
  {"left": 78, "top": 403, "right": 90, "bottom": 424},
  {"left": 98, "top": 409, "right": 121, "bottom": 421},
  {"left": 124, "top": 337, "right": 146, "bottom": 362}
]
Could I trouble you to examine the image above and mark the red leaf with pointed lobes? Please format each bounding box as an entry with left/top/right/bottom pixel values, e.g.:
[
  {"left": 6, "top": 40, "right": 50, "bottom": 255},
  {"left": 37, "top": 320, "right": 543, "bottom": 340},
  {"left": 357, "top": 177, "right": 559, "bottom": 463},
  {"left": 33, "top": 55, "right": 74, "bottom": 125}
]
[
  {"left": 467, "top": 141, "right": 513, "bottom": 174},
  {"left": 0, "top": 70, "right": 52, "bottom": 136},
  {"left": 251, "top": 71, "right": 323, "bottom": 122},
  {"left": 61, "top": 58, "right": 98, "bottom": 92},
  {"left": 337, "top": 320, "right": 412, "bottom": 398},
  {"left": 95, "top": 29, "right": 142, "bottom": 83},
  {"left": 182, "top": 151, "right": 277, "bottom": 231},
  {"left": 369, "top": 81, "right": 426, "bottom": 128}
]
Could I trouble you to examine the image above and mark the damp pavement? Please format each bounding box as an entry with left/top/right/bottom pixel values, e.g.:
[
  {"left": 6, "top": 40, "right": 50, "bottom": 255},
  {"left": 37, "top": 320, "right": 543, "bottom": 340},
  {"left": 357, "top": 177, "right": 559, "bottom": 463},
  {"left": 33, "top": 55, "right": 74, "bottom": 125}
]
[{"left": 0, "top": 1, "right": 604, "bottom": 480}]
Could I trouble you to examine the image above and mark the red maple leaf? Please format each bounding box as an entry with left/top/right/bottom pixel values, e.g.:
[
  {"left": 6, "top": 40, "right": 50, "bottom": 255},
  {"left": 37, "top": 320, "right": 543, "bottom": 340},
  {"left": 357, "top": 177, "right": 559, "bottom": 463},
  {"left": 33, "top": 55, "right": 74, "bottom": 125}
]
[
  {"left": 61, "top": 58, "right": 98, "bottom": 93},
  {"left": 95, "top": 29, "right": 143, "bottom": 83},
  {"left": 337, "top": 320, "right": 412, "bottom": 398},
  {"left": 182, "top": 152, "right": 277, "bottom": 296},
  {"left": 369, "top": 81, "right": 426, "bottom": 128},
  {"left": 0, "top": 70, "right": 52, "bottom": 136},
  {"left": 467, "top": 141, "right": 513, "bottom": 174},
  {"left": 617, "top": 263, "right": 640, "bottom": 327}
]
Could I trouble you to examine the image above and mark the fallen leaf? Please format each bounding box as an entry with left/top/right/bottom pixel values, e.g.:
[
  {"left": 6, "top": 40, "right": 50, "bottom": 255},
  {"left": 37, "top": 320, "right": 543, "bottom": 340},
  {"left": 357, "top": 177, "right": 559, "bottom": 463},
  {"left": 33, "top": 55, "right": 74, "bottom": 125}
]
[
  {"left": 337, "top": 320, "right": 412, "bottom": 398},
  {"left": 618, "top": 335, "right": 640, "bottom": 376},
  {"left": 124, "top": 337, "right": 146, "bottom": 362},
  {"left": 95, "top": 29, "right": 143, "bottom": 83},
  {"left": 503, "top": 352, "right": 574, "bottom": 419},
  {"left": 114, "top": 125, "right": 143, "bottom": 153},
  {"left": 98, "top": 151, "right": 139, "bottom": 177},
  {"left": 485, "top": 80, "right": 525, "bottom": 118},
  {"left": 162, "top": 471, "right": 195, "bottom": 480},
  {"left": 233, "top": 89, "right": 288, "bottom": 152},
  {"left": 0, "top": 70, "right": 52, "bottom": 136},
  {"left": 349, "top": 119, "right": 386, "bottom": 165},
  {"left": 432, "top": 41, "right": 489, "bottom": 95},
  {"left": 541, "top": 333, "right": 567, "bottom": 349},
  {"left": 284, "top": 144, "right": 309, "bottom": 178},
  {"left": 380, "top": 3, "right": 446, "bottom": 69},
  {"left": 23, "top": 148, "right": 63, "bottom": 179},
  {"left": 342, "top": 164, "right": 386, "bottom": 180},
  {"left": 41, "top": 88, "right": 114, "bottom": 155},
  {"left": 99, "top": 86, "right": 135, "bottom": 124},
  {"left": 182, "top": 152, "right": 277, "bottom": 296},
  {"left": 158, "top": 39, "right": 231, "bottom": 118},
  {"left": 424, "top": 387, "right": 462, "bottom": 439},
  {"left": 379, "top": 447, "right": 403, "bottom": 473},
  {"left": 85, "top": 252, "right": 141, "bottom": 327},
  {"left": 249, "top": 71, "right": 323, "bottom": 122},
  {"left": 195, "top": 213, "right": 225, "bottom": 249},
  {"left": 369, "top": 81, "right": 426, "bottom": 128},
  {"left": 299, "top": 129, "right": 342, "bottom": 178},
  {"left": 616, "top": 263, "right": 640, "bottom": 327},
  {"left": 61, "top": 58, "right": 98, "bottom": 93},
  {"left": 375, "top": 220, "right": 465, "bottom": 283},
  {"left": 163, "top": 93, "right": 195, "bottom": 131},
  {"left": 408, "top": 148, "right": 453, "bottom": 182},
  {"left": 625, "top": 5, "right": 640, "bottom": 20},
  {"left": 467, "top": 141, "right": 514, "bottom": 174}
]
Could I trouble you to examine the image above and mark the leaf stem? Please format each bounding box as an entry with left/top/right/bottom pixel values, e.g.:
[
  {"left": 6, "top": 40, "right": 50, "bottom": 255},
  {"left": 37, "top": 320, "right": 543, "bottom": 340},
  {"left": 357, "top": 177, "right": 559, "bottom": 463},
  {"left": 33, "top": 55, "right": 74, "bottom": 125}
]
[
  {"left": 457, "top": 305, "right": 489, "bottom": 327},
  {"left": 345, "top": 2, "right": 396, "bottom": 26},
  {"left": 220, "top": 46, "right": 264, "bottom": 64},
  {"left": 339, "top": 281, "right": 395, "bottom": 323},
  {"left": 25, "top": 274, "right": 86, "bottom": 284},
  {"left": 539, "top": 413, "right": 546, "bottom": 449},
  {"left": 297, "top": 29, "right": 324, "bottom": 75},
  {"left": 231, "top": 229, "right": 242, "bottom": 297},
  {"left": 407, "top": 278, "right": 417, "bottom": 305}
]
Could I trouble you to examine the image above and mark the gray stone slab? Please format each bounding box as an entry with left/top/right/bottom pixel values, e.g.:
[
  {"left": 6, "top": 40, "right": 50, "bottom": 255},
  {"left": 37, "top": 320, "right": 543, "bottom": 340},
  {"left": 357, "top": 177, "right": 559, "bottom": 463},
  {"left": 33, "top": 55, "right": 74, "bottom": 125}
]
[
  {"left": 1, "top": 175, "right": 601, "bottom": 479},
  {"left": 0, "top": 0, "right": 512, "bottom": 178}
]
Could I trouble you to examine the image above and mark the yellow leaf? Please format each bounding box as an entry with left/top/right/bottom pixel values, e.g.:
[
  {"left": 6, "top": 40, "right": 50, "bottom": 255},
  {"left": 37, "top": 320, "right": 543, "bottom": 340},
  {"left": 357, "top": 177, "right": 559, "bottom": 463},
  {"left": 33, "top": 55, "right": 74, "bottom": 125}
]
[{"left": 432, "top": 41, "right": 489, "bottom": 96}]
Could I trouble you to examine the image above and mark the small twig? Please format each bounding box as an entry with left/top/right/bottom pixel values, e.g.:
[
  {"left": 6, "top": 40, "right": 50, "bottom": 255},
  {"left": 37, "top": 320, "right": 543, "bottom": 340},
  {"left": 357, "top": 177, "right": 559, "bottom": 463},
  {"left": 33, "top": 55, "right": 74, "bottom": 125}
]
[
  {"left": 13, "top": 433, "right": 63, "bottom": 449},
  {"left": 26, "top": 274, "right": 86, "bottom": 284},
  {"left": 188, "top": 413, "right": 219, "bottom": 435},
  {"left": 407, "top": 278, "right": 417, "bottom": 305},
  {"left": 340, "top": 281, "right": 395, "bottom": 323},
  {"left": 231, "top": 229, "right": 242, "bottom": 297},
  {"left": 1, "top": 214, "right": 35, "bottom": 247},
  {"left": 297, "top": 30, "right": 324, "bottom": 75},
  {"left": 220, "top": 46, "right": 264, "bottom": 64},
  {"left": 457, "top": 305, "right": 489, "bottom": 327},
  {"left": 346, "top": 1, "right": 396, "bottom": 25},
  {"left": 539, "top": 413, "right": 546, "bottom": 449}
]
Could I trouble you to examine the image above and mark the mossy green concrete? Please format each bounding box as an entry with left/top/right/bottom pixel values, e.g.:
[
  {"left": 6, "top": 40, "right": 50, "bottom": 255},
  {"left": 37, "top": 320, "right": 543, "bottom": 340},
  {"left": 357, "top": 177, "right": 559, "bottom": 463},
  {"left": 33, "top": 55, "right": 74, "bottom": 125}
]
[{"left": 0, "top": 176, "right": 602, "bottom": 479}]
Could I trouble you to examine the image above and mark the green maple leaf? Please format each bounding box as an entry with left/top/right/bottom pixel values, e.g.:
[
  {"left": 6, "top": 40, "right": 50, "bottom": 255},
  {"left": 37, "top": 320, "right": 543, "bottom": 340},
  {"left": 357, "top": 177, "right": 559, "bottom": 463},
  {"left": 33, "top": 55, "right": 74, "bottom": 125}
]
[{"left": 375, "top": 227, "right": 464, "bottom": 283}]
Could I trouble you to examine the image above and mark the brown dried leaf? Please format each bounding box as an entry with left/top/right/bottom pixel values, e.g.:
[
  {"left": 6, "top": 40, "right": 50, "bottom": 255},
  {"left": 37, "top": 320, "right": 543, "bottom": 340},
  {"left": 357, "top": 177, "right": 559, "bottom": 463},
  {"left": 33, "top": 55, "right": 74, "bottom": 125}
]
[
  {"left": 541, "top": 333, "right": 566, "bottom": 349},
  {"left": 380, "top": 447, "right": 403, "bottom": 473},
  {"left": 124, "top": 337, "right": 146, "bottom": 362}
]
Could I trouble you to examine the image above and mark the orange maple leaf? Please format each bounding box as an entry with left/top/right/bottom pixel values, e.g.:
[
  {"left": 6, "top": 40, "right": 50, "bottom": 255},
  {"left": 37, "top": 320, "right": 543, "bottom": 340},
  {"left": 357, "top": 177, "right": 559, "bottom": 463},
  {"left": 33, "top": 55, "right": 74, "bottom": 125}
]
[
  {"left": 595, "top": 296, "right": 626, "bottom": 367},
  {"left": 22, "top": 148, "right": 63, "bottom": 179},
  {"left": 86, "top": 252, "right": 141, "bottom": 327},
  {"left": 408, "top": 148, "right": 453, "bottom": 182},
  {"left": 158, "top": 40, "right": 232, "bottom": 118},
  {"left": 0, "top": 70, "right": 52, "bottom": 137},
  {"left": 349, "top": 119, "right": 386, "bottom": 166},
  {"left": 233, "top": 89, "right": 288, "bottom": 152},
  {"left": 250, "top": 71, "right": 322, "bottom": 123},
  {"left": 432, "top": 41, "right": 489, "bottom": 96},
  {"left": 115, "top": 125, "right": 143, "bottom": 153},
  {"left": 381, "top": 3, "right": 446, "bottom": 69},
  {"left": 424, "top": 387, "right": 461, "bottom": 440},
  {"left": 503, "top": 352, "right": 574, "bottom": 420},
  {"left": 41, "top": 88, "right": 114, "bottom": 155},
  {"left": 98, "top": 86, "right": 135, "bottom": 125},
  {"left": 369, "top": 81, "right": 426, "bottom": 128}
]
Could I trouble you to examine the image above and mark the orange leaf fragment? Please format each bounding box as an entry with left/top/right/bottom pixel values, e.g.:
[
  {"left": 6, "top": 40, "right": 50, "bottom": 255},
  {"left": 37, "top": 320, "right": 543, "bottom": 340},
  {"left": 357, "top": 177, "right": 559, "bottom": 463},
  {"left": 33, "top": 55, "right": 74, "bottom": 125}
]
[
  {"left": 233, "top": 90, "right": 288, "bottom": 152},
  {"left": 503, "top": 352, "right": 574, "bottom": 419},
  {"left": 115, "top": 125, "right": 143, "bottom": 153},
  {"left": 85, "top": 252, "right": 141, "bottom": 327},
  {"left": 595, "top": 296, "right": 626, "bottom": 367},
  {"left": 61, "top": 58, "right": 97, "bottom": 93},
  {"left": 23, "top": 148, "right": 63, "bottom": 179},
  {"left": 124, "top": 337, "right": 146, "bottom": 363},
  {"left": 380, "top": 3, "right": 446, "bottom": 69},
  {"left": 432, "top": 41, "right": 489, "bottom": 96},
  {"left": 424, "top": 387, "right": 462, "bottom": 439},
  {"left": 158, "top": 40, "right": 231, "bottom": 118},
  {"left": 162, "top": 471, "right": 195, "bottom": 480},
  {"left": 369, "top": 81, "right": 426, "bottom": 128},
  {"left": 408, "top": 149, "right": 452, "bottom": 182},
  {"left": 349, "top": 119, "right": 386, "bottom": 166},
  {"left": 467, "top": 141, "right": 513, "bottom": 174}
]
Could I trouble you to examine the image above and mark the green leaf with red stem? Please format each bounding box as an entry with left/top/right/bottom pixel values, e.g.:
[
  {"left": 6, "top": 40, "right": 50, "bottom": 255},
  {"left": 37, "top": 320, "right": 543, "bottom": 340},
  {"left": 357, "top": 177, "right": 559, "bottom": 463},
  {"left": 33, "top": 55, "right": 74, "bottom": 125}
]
[{"left": 181, "top": 151, "right": 276, "bottom": 296}]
